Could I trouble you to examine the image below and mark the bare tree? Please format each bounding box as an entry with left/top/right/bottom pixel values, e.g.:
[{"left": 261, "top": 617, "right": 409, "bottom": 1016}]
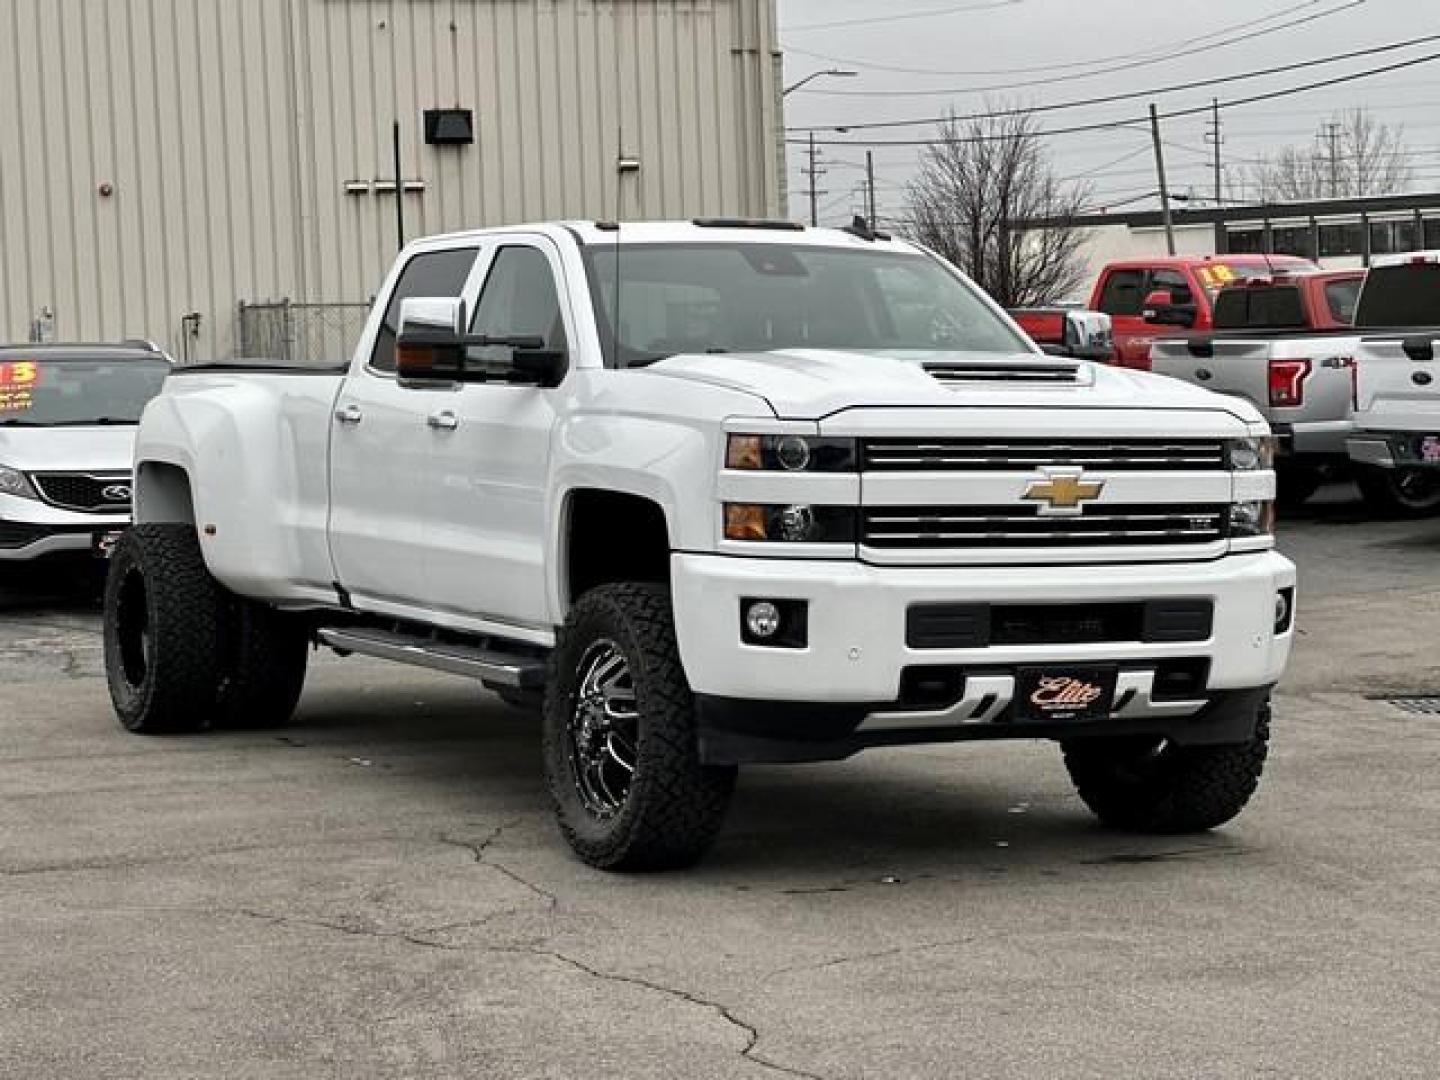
[
  {"left": 1249, "top": 109, "right": 1413, "bottom": 201},
  {"left": 903, "top": 108, "right": 1090, "bottom": 307}
]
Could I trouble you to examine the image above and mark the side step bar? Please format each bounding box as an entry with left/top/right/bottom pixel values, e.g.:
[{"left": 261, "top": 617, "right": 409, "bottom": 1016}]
[{"left": 317, "top": 627, "right": 547, "bottom": 690}]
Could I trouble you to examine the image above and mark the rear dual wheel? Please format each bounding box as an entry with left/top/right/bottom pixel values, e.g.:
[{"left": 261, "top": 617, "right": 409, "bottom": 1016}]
[{"left": 104, "top": 525, "right": 309, "bottom": 734}]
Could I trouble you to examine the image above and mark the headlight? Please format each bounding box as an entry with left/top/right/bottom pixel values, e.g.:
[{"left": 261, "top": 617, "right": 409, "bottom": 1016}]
[
  {"left": 1227, "top": 436, "right": 1276, "bottom": 471},
  {"left": 0, "top": 464, "right": 38, "bottom": 500},
  {"left": 1230, "top": 500, "right": 1277, "bottom": 537},
  {"left": 724, "top": 503, "right": 858, "bottom": 543},
  {"left": 726, "top": 435, "right": 857, "bottom": 472}
]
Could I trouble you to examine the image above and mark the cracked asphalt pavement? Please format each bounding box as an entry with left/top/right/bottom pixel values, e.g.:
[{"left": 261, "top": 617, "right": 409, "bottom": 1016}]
[{"left": 2, "top": 485, "right": 1438, "bottom": 1079}]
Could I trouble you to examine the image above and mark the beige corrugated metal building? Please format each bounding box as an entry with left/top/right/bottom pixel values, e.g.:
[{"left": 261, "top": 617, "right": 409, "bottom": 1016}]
[{"left": 0, "top": 0, "right": 783, "bottom": 361}]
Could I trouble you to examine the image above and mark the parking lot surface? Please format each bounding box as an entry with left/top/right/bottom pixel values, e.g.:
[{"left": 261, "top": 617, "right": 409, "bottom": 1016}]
[{"left": 2, "top": 485, "right": 1438, "bottom": 1079}]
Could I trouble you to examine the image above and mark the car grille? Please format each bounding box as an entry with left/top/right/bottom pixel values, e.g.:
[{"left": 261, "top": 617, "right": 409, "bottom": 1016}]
[
  {"left": 863, "top": 505, "right": 1228, "bottom": 548},
  {"left": 906, "top": 600, "right": 1214, "bottom": 649},
  {"left": 862, "top": 439, "right": 1228, "bottom": 472},
  {"left": 31, "top": 473, "right": 132, "bottom": 514}
]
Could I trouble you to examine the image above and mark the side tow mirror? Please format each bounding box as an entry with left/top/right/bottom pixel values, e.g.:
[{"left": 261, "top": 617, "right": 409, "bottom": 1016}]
[
  {"left": 1062, "top": 310, "right": 1114, "bottom": 361},
  {"left": 1142, "top": 289, "right": 1198, "bottom": 328},
  {"left": 396, "top": 296, "right": 467, "bottom": 380}
]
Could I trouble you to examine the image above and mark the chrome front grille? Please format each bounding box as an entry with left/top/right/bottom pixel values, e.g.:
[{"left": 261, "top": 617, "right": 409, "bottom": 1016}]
[
  {"left": 862, "top": 439, "right": 1227, "bottom": 472},
  {"left": 863, "top": 505, "right": 1228, "bottom": 548},
  {"left": 31, "top": 473, "right": 133, "bottom": 514}
]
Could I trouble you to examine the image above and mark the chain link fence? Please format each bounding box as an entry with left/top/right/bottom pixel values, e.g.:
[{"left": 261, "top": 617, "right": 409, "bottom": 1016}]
[{"left": 237, "top": 300, "right": 371, "bottom": 367}]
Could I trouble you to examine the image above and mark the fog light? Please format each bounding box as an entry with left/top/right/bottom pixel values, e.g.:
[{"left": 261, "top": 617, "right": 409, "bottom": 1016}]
[{"left": 745, "top": 601, "right": 782, "bottom": 640}]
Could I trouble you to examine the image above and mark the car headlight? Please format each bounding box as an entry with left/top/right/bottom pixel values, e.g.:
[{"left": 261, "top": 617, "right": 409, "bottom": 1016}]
[
  {"left": 0, "top": 464, "right": 38, "bottom": 501},
  {"left": 726, "top": 435, "right": 857, "bottom": 472},
  {"left": 1230, "top": 500, "right": 1277, "bottom": 537},
  {"left": 1227, "top": 436, "right": 1276, "bottom": 471},
  {"left": 724, "top": 503, "right": 858, "bottom": 543}
]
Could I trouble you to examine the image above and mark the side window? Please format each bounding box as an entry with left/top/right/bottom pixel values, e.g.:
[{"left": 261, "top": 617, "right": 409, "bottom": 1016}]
[
  {"left": 369, "top": 247, "right": 479, "bottom": 372},
  {"left": 1148, "top": 269, "right": 1193, "bottom": 305},
  {"left": 468, "top": 246, "right": 568, "bottom": 372},
  {"left": 1096, "top": 269, "right": 1147, "bottom": 317},
  {"left": 1325, "top": 278, "right": 1362, "bottom": 325}
]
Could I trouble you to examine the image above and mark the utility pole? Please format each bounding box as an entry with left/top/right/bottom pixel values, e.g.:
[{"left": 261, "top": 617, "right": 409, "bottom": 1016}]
[
  {"left": 1206, "top": 98, "right": 1224, "bottom": 251},
  {"left": 865, "top": 151, "right": 877, "bottom": 225},
  {"left": 1321, "top": 120, "right": 1343, "bottom": 197},
  {"left": 802, "top": 132, "right": 827, "bottom": 226},
  {"left": 1148, "top": 103, "right": 1176, "bottom": 256}
]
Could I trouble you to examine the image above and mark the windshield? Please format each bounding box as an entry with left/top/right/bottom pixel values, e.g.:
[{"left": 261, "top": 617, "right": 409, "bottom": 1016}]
[
  {"left": 580, "top": 242, "right": 1031, "bottom": 367},
  {"left": 0, "top": 357, "right": 170, "bottom": 426}
]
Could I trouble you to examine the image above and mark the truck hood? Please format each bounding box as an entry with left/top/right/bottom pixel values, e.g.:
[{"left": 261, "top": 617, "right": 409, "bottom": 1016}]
[
  {"left": 0, "top": 425, "right": 138, "bottom": 472},
  {"left": 644, "top": 348, "right": 1262, "bottom": 423}
]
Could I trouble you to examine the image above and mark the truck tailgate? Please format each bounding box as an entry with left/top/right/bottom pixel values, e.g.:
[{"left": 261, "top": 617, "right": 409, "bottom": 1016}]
[{"left": 1354, "top": 337, "right": 1440, "bottom": 432}]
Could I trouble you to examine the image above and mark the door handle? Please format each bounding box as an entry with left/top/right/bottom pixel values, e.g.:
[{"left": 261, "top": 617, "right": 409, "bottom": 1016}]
[
  {"left": 427, "top": 410, "right": 460, "bottom": 431},
  {"left": 334, "top": 404, "right": 363, "bottom": 425}
]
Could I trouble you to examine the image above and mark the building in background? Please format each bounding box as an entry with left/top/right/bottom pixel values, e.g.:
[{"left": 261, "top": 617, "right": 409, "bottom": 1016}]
[
  {"left": 1027, "top": 192, "right": 1440, "bottom": 299},
  {"left": 0, "top": 0, "right": 783, "bottom": 362}
]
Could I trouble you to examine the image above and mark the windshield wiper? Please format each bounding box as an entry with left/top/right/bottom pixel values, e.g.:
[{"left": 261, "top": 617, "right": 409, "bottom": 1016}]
[{"left": 0, "top": 417, "right": 44, "bottom": 427}]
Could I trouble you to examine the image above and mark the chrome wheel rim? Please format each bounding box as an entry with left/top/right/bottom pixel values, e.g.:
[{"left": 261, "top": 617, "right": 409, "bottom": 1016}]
[{"left": 567, "top": 639, "right": 639, "bottom": 818}]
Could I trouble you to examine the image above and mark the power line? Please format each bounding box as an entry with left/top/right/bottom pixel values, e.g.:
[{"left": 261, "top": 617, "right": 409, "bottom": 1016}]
[
  {"left": 790, "top": 1, "right": 1367, "bottom": 98},
  {"left": 782, "top": 0, "right": 1021, "bottom": 34},
  {"left": 785, "top": 49, "right": 1440, "bottom": 148},
  {"left": 783, "top": 0, "right": 1349, "bottom": 79},
  {"left": 789, "top": 33, "right": 1440, "bottom": 130}
]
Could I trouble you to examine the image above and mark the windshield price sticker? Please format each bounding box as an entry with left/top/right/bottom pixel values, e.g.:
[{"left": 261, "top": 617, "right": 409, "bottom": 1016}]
[{"left": 0, "top": 361, "right": 41, "bottom": 413}]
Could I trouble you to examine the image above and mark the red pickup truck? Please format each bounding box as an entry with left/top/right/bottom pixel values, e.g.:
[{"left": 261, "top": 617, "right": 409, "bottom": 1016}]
[{"left": 1015, "top": 255, "right": 1320, "bottom": 369}]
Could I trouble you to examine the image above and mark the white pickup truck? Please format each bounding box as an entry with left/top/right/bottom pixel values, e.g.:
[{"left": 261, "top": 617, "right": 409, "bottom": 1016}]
[
  {"left": 104, "top": 220, "right": 1295, "bottom": 870},
  {"left": 1347, "top": 252, "right": 1440, "bottom": 503}
]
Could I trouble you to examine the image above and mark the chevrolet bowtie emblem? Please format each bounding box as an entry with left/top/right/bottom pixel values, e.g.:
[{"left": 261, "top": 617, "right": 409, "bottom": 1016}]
[{"left": 1023, "top": 470, "right": 1105, "bottom": 516}]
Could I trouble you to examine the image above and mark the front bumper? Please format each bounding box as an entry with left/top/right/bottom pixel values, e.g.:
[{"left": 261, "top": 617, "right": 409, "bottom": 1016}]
[
  {"left": 0, "top": 494, "right": 128, "bottom": 562},
  {"left": 1347, "top": 431, "right": 1440, "bottom": 470},
  {"left": 672, "top": 551, "right": 1295, "bottom": 762}
]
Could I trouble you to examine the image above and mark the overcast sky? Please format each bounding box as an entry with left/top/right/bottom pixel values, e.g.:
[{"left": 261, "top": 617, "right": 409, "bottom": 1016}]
[{"left": 779, "top": 0, "right": 1438, "bottom": 227}]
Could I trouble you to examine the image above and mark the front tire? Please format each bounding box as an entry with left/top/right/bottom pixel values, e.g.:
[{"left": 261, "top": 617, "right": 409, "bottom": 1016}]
[
  {"left": 1356, "top": 465, "right": 1440, "bottom": 518},
  {"left": 1061, "top": 703, "right": 1270, "bottom": 833},
  {"left": 542, "top": 583, "right": 736, "bottom": 871}
]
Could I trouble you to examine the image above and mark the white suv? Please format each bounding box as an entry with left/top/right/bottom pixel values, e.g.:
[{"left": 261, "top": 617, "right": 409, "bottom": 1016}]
[{"left": 0, "top": 343, "right": 171, "bottom": 566}]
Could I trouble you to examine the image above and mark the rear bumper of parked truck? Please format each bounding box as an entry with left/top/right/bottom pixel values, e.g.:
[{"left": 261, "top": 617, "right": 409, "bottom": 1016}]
[{"left": 671, "top": 551, "right": 1296, "bottom": 764}]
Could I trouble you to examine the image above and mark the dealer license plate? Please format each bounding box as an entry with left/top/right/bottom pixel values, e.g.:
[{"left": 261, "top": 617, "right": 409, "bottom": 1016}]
[{"left": 1014, "top": 666, "right": 1118, "bottom": 723}]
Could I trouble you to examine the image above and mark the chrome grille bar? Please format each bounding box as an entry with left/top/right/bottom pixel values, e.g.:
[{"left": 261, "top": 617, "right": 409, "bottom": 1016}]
[
  {"left": 863, "top": 439, "right": 1227, "bottom": 472},
  {"left": 863, "top": 505, "right": 1228, "bottom": 548}
]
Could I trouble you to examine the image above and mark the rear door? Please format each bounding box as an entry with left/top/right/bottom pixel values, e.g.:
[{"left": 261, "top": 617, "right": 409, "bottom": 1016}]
[{"left": 328, "top": 244, "right": 481, "bottom": 609}]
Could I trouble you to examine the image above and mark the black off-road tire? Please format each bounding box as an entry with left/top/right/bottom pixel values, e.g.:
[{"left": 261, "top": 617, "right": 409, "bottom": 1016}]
[
  {"left": 103, "top": 524, "right": 223, "bottom": 734},
  {"left": 1062, "top": 704, "right": 1271, "bottom": 833},
  {"left": 1275, "top": 465, "right": 1323, "bottom": 509},
  {"left": 542, "top": 583, "right": 736, "bottom": 871},
  {"left": 1356, "top": 465, "right": 1440, "bottom": 518},
  {"left": 214, "top": 597, "right": 310, "bottom": 729}
]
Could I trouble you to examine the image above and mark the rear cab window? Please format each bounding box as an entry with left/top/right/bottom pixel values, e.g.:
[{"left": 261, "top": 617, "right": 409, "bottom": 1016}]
[{"left": 1355, "top": 263, "right": 1440, "bottom": 328}]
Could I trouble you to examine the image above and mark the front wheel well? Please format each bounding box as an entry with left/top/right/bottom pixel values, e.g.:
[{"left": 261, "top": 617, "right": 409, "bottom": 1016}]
[
  {"left": 564, "top": 489, "right": 671, "bottom": 605},
  {"left": 134, "top": 462, "right": 196, "bottom": 525}
]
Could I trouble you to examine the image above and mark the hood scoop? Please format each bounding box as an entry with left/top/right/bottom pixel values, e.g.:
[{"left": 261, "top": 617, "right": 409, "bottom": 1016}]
[{"left": 924, "top": 357, "right": 1084, "bottom": 387}]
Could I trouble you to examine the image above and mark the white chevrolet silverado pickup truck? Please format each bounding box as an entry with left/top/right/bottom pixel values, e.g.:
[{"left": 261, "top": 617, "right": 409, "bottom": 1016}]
[{"left": 104, "top": 220, "right": 1295, "bottom": 871}]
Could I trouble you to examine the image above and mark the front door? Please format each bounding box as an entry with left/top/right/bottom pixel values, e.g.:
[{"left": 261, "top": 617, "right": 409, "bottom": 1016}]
[
  {"left": 328, "top": 244, "right": 480, "bottom": 609},
  {"left": 418, "top": 238, "right": 574, "bottom": 631}
]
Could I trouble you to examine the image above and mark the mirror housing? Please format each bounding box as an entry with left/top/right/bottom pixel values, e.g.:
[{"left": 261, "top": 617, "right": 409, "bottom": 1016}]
[
  {"left": 394, "top": 296, "right": 566, "bottom": 387},
  {"left": 1062, "top": 309, "right": 1114, "bottom": 362},
  {"left": 1143, "top": 289, "right": 1198, "bottom": 328}
]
